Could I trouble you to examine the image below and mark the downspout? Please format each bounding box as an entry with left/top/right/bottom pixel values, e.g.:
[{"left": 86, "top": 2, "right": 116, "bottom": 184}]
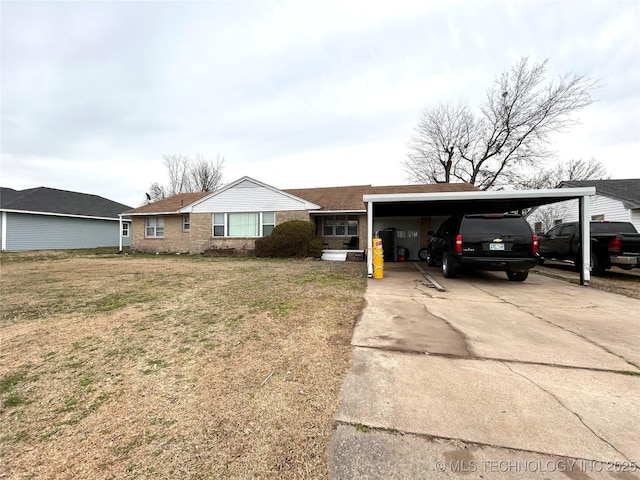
[
  {"left": 1, "top": 211, "right": 6, "bottom": 251},
  {"left": 367, "top": 200, "right": 374, "bottom": 277},
  {"left": 118, "top": 214, "right": 123, "bottom": 253}
]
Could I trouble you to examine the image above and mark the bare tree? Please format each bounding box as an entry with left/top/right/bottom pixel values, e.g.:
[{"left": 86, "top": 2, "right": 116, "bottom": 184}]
[
  {"left": 404, "top": 58, "right": 596, "bottom": 190},
  {"left": 189, "top": 154, "right": 225, "bottom": 193},
  {"left": 146, "top": 154, "right": 225, "bottom": 202},
  {"left": 148, "top": 182, "right": 167, "bottom": 202},
  {"left": 525, "top": 158, "right": 609, "bottom": 232},
  {"left": 517, "top": 157, "right": 609, "bottom": 190},
  {"left": 559, "top": 158, "right": 609, "bottom": 184},
  {"left": 163, "top": 154, "right": 192, "bottom": 196},
  {"left": 405, "top": 102, "right": 474, "bottom": 184}
]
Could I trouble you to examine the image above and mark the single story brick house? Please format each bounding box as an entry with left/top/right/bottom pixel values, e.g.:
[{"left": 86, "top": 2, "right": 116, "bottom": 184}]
[{"left": 122, "top": 176, "right": 478, "bottom": 260}]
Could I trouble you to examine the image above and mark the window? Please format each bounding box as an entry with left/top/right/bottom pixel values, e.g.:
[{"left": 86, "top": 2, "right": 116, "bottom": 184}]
[
  {"left": 229, "top": 213, "right": 259, "bottom": 236},
  {"left": 183, "top": 214, "right": 190, "bottom": 232},
  {"left": 262, "top": 212, "right": 275, "bottom": 236},
  {"left": 547, "top": 225, "right": 562, "bottom": 237},
  {"left": 212, "top": 212, "right": 274, "bottom": 237},
  {"left": 591, "top": 214, "right": 605, "bottom": 221},
  {"left": 213, "top": 214, "right": 225, "bottom": 237},
  {"left": 322, "top": 215, "right": 358, "bottom": 236},
  {"left": 122, "top": 223, "right": 130, "bottom": 237},
  {"left": 559, "top": 225, "right": 574, "bottom": 236},
  {"left": 146, "top": 217, "right": 164, "bottom": 238}
]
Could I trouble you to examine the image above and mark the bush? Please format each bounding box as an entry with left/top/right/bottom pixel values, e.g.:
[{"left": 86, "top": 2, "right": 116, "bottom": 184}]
[{"left": 255, "top": 220, "right": 324, "bottom": 258}]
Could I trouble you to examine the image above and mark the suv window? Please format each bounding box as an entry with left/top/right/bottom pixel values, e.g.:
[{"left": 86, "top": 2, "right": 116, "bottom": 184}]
[
  {"left": 559, "top": 225, "right": 575, "bottom": 236},
  {"left": 547, "top": 225, "right": 562, "bottom": 236},
  {"left": 434, "top": 216, "right": 459, "bottom": 237},
  {"left": 462, "top": 216, "right": 532, "bottom": 235}
]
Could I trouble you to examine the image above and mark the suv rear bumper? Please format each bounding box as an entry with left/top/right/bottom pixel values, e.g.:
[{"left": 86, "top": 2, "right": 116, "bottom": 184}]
[
  {"left": 455, "top": 256, "right": 537, "bottom": 272},
  {"left": 610, "top": 255, "right": 640, "bottom": 267}
]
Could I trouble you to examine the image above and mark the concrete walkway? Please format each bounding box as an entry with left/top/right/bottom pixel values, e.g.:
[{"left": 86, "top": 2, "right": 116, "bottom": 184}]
[{"left": 329, "top": 263, "right": 640, "bottom": 479}]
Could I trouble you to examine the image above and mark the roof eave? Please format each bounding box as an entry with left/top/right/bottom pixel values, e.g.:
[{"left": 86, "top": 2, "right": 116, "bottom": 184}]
[
  {"left": 0, "top": 208, "right": 128, "bottom": 221},
  {"left": 363, "top": 187, "right": 597, "bottom": 203},
  {"left": 124, "top": 211, "right": 183, "bottom": 216},
  {"left": 309, "top": 209, "right": 367, "bottom": 214}
]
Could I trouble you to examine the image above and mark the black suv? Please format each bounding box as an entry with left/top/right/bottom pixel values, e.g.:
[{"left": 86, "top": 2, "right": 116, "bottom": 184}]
[{"left": 420, "top": 214, "right": 539, "bottom": 281}]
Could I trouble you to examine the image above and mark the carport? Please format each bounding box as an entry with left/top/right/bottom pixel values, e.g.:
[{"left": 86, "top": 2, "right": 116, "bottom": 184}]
[{"left": 363, "top": 187, "right": 596, "bottom": 285}]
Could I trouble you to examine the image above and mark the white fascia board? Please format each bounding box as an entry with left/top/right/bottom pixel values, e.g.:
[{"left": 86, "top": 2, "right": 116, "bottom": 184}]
[
  {"left": 362, "top": 187, "right": 596, "bottom": 203},
  {"left": 180, "top": 176, "right": 321, "bottom": 212},
  {"left": 309, "top": 210, "right": 367, "bottom": 215},
  {"left": 126, "top": 211, "right": 180, "bottom": 217},
  {"left": 0, "top": 208, "right": 130, "bottom": 222}
]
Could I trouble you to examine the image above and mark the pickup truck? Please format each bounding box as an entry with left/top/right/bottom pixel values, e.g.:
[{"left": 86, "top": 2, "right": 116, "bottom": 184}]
[{"left": 537, "top": 221, "right": 640, "bottom": 275}]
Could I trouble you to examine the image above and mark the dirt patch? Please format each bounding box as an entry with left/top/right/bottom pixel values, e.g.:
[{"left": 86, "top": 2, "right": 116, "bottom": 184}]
[
  {"left": 0, "top": 253, "right": 367, "bottom": 479},
  {"left": 533, "top": 260, "right": 640, "bottom": 300}
]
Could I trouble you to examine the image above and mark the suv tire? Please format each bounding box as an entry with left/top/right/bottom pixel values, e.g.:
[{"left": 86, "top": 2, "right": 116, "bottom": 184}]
[
  {"left": 442, "top": 252, "right": 457, "bottom": 278},
  {"left": 425, "top": 248, "right": 436, "bottom": 266},
  {"left": 590, "top": 252, "right": 605, "bottom": 276},
  {"left": 506, "top": 270, "right": 528, "bottom": 282}
]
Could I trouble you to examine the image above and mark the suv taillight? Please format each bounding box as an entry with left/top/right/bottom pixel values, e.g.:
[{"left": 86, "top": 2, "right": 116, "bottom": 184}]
[
  {"left": 455, "top": 234, "right": 463, "bottom": 253},
  {"left": 608, "top": 236, "right": 622, "bottom": 253},
  {"left": 532, "top": 234, "right": 539, "bottom": 255}
]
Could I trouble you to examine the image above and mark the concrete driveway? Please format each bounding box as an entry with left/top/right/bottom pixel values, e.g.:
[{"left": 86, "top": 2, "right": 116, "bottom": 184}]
[{"left": 329, "top": 263, "right": 640, "bottom": 479}]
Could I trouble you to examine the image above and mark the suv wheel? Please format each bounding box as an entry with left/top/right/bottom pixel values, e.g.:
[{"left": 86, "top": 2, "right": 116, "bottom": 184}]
[
  {"left": 418, "top": 248, "right": 429, "bottom": 262},
  {"left": 426, "top": 249, "right": 436, "bottom": 267},
  {"left": 506, "top": 270, "right": 528, "bottom": 282},
  {"left": 442, "top": 252, "right": 457, "bottom": 278},
  {"left": 590, "top": 252, "right": 605, "bottom": 276}
]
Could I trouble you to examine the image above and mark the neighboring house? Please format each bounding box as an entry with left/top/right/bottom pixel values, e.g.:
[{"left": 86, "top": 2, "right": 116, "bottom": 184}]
[
  {"left": 527, "top": 179, "right": 640, "bottom": 233},
  {"left": 0, "top": 187, "right": 132, "bottom": 251},
  {"left": 123, "top": 176, "right": 478, "bottom": 260}
]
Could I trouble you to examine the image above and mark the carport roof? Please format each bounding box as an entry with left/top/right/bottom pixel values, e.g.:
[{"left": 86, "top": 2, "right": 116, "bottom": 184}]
[{"left": 363, "top": 187, "right": 597, "bottom": 216}]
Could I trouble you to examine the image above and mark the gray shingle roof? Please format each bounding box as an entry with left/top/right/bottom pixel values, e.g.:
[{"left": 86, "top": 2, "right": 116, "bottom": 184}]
[
  {"left": 0, "top": 187, "right": 132, "bottom": 218},
  {"left": 123, "top": 192, "right": 210, "bottom": 214},
  {"left": 560, "top": 179, "right": 640, "bottom": 209},
  {"left": 283, "top": 183, "right": 479, "bottom": 211}
]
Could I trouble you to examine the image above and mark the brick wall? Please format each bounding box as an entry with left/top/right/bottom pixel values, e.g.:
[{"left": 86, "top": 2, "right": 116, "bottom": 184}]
[
  {"left": 131, "top": 215, "right": 191, "bottom": 253},
  {"left": 132, "top": 211, "right": 311, "bottom": 255},
  {"left": 419, "top": 217, "right": 434, "bottom": 249},
  {"left": 276, "top": 211, "right": 311, "bottom": 223},
  {"left": 188, "top": 213, "right": 212, "bottom": 253}
]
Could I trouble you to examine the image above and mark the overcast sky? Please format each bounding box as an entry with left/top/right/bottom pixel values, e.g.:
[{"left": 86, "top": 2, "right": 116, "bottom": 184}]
[{"left": 2, "top": 1, "right": 639, "bottom": 208}]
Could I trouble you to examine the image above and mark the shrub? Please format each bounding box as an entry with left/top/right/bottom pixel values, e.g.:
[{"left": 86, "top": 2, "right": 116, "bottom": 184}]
[{"left": 255, "top": 221, "right": 324, "bottom": 258}]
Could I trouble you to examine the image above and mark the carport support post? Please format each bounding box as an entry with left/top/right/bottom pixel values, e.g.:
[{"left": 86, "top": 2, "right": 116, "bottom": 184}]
[
  {"left": 367, "top": 200, "right": 374, "bottom": 277},
  {"left": 579, "top": 195, "right": 590, "bottom": 286}
]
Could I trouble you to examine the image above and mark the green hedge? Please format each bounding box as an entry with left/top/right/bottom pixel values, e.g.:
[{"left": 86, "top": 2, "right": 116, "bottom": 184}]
[{"left": 255, "top": 220, "right": 324, "bottom": 258}]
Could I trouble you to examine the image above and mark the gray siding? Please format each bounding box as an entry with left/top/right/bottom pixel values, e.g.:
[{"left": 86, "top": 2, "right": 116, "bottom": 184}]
[{"left": 5, "top": 213, "right": 131, "bottom": 251}]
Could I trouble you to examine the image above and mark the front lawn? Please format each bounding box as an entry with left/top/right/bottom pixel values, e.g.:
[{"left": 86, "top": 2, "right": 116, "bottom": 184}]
[{"left": 0, "top": 252, "right": 367, "bottom": 479}]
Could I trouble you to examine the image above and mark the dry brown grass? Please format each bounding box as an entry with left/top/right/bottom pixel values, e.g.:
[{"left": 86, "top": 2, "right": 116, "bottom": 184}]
[
  {"left": 0, "top": 252, "right": 367, "bottom": 479},
  {"left": 533, "top": 261, "right": 640, "bottom": 300}
]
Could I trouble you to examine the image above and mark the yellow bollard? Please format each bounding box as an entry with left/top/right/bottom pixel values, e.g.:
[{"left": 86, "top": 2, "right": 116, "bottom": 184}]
[{"left": 372, "top": 237, "right": 384, "bottom": 279}]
